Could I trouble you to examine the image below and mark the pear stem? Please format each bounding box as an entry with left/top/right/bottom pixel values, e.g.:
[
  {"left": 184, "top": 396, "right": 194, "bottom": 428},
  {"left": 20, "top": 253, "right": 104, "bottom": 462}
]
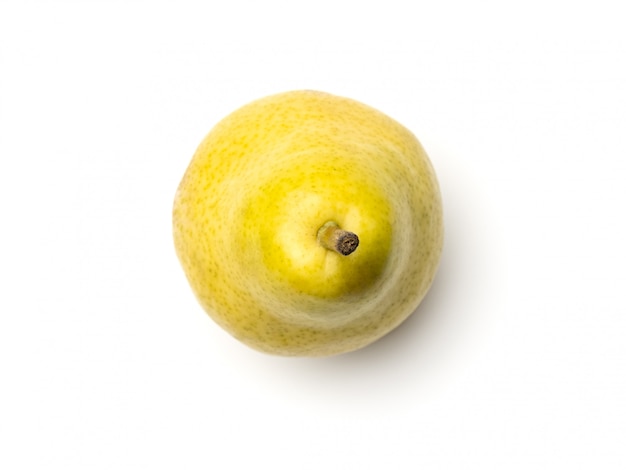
[{"left": 317, "top": 222, "right": 359, "bottom": 256}]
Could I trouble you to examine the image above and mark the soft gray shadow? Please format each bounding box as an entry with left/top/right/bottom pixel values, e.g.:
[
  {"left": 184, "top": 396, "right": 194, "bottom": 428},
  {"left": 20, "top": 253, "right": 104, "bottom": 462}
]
[{"left": 308, "top": 149, "right": 488, "bottom": 381}]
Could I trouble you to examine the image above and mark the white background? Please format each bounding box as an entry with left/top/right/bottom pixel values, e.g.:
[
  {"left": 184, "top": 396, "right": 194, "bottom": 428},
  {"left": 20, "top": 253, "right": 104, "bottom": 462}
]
[{"left": 1, "top": 1, "right": 625, "bottom": 468}]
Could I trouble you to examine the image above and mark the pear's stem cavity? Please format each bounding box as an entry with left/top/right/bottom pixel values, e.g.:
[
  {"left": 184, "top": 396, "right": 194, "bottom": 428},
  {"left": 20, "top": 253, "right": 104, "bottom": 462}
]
[{"left": 317, "top": 221, "right": 359, "bottom": 256}]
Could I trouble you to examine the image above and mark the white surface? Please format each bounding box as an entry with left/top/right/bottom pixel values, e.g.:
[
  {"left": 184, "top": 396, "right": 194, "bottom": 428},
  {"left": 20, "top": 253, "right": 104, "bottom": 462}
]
[{"left": 1, "top": 1, "right": 625, "bottom": 468}]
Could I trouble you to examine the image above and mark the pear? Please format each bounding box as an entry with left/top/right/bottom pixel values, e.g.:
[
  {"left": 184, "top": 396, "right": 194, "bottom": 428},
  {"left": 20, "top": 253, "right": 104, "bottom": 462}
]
[{"left": 173, "top": 90, "right": 443, "bottom": 356}]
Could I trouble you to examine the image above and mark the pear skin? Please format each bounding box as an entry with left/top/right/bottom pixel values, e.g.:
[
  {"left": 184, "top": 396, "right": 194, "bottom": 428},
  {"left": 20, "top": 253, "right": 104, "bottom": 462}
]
[{"left": 173, "top": 90, "right": 443, "bottom": 356}]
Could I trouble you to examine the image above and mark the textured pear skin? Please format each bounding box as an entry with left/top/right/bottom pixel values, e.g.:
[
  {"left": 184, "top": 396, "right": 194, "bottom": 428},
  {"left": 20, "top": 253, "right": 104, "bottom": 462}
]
[{"left": 173, "top": 90, "right": 443, "bottom": 356}]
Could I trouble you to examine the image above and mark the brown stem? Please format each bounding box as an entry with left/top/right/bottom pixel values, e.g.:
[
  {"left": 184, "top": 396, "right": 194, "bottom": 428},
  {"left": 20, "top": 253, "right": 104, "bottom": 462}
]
[{"left": 317, "top": 222, "right": 359, "bottom": 256}]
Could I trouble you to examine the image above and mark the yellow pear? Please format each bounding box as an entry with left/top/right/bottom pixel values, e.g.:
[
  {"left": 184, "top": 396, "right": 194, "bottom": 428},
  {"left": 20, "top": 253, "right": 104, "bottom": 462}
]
[{"left": 173, "top": 90, "right": 443, "bottom": 356}]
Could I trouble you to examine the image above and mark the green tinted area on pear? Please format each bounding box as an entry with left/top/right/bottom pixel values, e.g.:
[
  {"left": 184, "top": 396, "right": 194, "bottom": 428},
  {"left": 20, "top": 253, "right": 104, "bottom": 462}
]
[{"left": 235, "top": 154, "right": 394, "bottom": 301}]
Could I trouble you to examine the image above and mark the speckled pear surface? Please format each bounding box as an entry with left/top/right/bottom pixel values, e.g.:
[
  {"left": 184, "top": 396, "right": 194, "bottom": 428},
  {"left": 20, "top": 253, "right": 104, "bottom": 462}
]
[{"left": 173, "top": 90, "right": 443, "bottom": 356}]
